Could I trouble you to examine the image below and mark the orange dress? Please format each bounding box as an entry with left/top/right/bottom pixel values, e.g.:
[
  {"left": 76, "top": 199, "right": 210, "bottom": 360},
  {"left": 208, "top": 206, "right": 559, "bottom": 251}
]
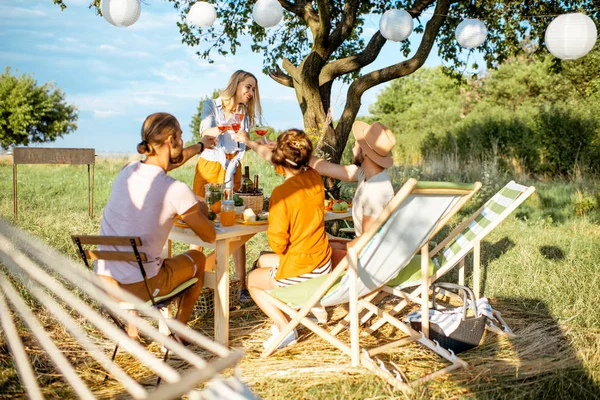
[{"left": 267, "top": 168, "right": 332, "bottom": 280}]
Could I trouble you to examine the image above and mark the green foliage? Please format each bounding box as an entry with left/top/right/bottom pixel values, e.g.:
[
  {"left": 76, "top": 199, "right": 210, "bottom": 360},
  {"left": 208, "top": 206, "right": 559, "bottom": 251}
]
[
  {"left": 232, "top": 193, "right": 244, "bottom": 207},
  {"left": 187, "top": 88, "right": 221, "bottom": 145},
  {"left": 369, "top": 67, "right": 463, "bottom": 156},
  {"left": 0, "top": 67, "right": 78, "bottom": 149},
  {"left": 402, "top": 51, "right": 600, "bottom": 177}
]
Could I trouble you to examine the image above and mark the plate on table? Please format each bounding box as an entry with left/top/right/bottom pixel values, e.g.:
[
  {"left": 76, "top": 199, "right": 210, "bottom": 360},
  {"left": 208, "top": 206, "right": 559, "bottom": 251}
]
[
  {"left": 330, "top": 208, "right": 352, "bottom": 214},
  {"left": 236, "top": 219, "right": 268, "bottom": 226}
]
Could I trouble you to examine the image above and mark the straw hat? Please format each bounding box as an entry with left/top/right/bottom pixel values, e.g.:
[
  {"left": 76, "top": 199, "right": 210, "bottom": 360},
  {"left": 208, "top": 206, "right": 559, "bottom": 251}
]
[{"left": 352, "top": 121, "right": 396, "bottom": 168}]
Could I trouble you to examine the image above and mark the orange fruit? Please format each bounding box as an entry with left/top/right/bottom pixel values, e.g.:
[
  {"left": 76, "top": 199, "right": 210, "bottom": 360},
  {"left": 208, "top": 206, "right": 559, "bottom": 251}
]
[{"left": 210, "top": 201, "right": 222, "bottom": 214}]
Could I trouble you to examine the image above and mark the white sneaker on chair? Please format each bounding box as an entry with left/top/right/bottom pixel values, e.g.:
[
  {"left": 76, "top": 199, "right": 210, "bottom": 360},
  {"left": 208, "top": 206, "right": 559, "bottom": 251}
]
[{"left": 263, "top": 325, "right": 298, "bottom": 350}]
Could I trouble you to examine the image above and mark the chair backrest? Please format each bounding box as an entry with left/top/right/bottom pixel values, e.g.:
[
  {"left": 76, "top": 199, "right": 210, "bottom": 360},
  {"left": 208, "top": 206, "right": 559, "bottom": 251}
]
[
  {"left": 71, "top": 235, "right": 154, "bottom": 304},
  {"left": 432, "top": 181, "right": 535, "bottom": 272},
  {"left": 72, "top": 235, "right": 146, "bottom": 265},
  {"left": 320, "top": 180, "right": 480, "bottom": 307}
]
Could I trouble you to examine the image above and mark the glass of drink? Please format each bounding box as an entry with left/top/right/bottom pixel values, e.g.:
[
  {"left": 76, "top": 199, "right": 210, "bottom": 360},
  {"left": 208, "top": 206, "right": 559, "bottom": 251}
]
[
  {"left": 216, "top": 113, "right": 231, "bottom": 136},
  {"left": 254, "top": 115, "right": 269, "bottom": 144},
  {"left": 233, "top": 104, "right": 245, "bottom": 149},
  {"left": 205, "top": 183, "right": 224, "bottom": 215}
]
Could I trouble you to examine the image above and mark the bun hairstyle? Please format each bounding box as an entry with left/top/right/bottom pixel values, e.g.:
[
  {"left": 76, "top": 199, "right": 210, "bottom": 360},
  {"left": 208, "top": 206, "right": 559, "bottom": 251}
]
[
  {"left": 271, "top": 129, "right": 313, "bottom": 170},
  {"left": 137, "top": 112, "right": 180, "bottom": 156}
]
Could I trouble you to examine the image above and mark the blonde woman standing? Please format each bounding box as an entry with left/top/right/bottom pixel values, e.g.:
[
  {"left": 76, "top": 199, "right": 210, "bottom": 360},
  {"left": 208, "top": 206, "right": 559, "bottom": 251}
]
[{"left": 193, "top": 70, "right": 262, "bottom": 302}]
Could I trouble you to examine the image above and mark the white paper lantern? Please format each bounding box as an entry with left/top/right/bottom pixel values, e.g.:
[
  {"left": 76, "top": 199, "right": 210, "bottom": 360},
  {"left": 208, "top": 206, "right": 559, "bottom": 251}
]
[
  {"left": 188, "top": 1, "right": 217, "bottom": 28},
  {"left": 455, "top": 18, "right": 488, "bottom": 49},
  {"left": 379, "top": 9, "right": 413, "bottom": 42},
  {"left": 101, "top": 0, "right": 141, "bottom": 28},
  {"left": 545, "top": 13, "right": 598, "bottom": 60},
  {"left": 253, "top": 0, "right": 283, "bottom": 28}
]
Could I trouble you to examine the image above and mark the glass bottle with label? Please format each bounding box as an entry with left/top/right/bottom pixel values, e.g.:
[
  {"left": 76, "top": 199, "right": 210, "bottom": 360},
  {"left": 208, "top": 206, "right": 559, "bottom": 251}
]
[{"left": 241, "top": 166, "right": 254, "bottom": 193}]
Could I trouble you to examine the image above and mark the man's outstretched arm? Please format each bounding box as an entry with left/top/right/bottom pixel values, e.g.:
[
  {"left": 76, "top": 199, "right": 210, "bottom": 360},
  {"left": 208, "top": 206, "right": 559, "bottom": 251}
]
[{"left": 309, "top": 157, "right": 358, "bottom": 182}]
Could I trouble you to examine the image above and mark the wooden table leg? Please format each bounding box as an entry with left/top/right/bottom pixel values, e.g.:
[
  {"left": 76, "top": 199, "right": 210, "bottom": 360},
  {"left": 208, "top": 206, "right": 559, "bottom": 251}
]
[{"left": 214, "top": 238, "right": 230, "bottom": 346}]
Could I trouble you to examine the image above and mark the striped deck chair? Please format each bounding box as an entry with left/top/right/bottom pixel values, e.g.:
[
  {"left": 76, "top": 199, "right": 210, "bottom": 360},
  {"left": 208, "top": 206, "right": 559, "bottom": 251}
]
[
  {"left": 257, "top": 179, "right": 481, "bottom": 391},
  {"left": 359, "top": 181, "right": 535, "bottom": 337}
]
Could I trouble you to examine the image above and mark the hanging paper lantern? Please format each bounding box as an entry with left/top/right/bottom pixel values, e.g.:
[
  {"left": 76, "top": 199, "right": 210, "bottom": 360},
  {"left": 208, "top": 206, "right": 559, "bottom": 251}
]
[
  {"left": 253, "top": 0, "right": 283, "bottom": 28},
  {"left": 455, "top": 18, "right": 488, "bottom": 49},
  {"left": 545, "top": 13, "right": 598, "bottom": 60},
  {"left": 379, "top": 9, "right": 413, "bottom": 42},
  {"left": 100, "top": 0, "right": 141, "bottom": 28},
  {"left": 188, "top": 1, "right": 217, "bottom": 28}
]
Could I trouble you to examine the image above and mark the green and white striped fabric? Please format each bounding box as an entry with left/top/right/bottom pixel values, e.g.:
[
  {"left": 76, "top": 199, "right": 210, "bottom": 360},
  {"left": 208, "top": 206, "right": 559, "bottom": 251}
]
[
  {"left": 433, "top": 180, "right": 529, "bottom": 270},
  {"left": 271, "top": 182, "right": 476, "bottom": 308}
]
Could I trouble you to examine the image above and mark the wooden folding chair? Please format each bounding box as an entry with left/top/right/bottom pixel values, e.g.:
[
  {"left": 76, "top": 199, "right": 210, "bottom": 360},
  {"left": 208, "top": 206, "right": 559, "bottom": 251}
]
[
  {"left": 257, "top": 179, "right": 481, "bottom": 391},
  {"left": 72, "top": 235, "right": 199, "bottom": 384}
]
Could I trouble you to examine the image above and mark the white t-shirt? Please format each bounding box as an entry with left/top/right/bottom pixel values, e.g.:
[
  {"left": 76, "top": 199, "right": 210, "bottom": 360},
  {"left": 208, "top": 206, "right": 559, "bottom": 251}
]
[
  {"left": 350, "top": 167, "right": 394, "bottom": 236},
  {"left": 95, "top": 161, "right": 198, "bottom": 284}
]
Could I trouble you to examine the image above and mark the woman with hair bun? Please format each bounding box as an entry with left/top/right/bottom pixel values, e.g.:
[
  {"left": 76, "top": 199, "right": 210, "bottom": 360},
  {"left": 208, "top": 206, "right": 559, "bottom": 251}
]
[{"left": 236, "top": 129, "right": 332, "bottom": 350}]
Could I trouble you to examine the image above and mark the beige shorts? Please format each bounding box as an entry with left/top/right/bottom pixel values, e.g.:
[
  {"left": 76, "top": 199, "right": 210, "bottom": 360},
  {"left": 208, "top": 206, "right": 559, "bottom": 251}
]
[{"left": 99, "top": 250, "right": 203, "bottom": 302}]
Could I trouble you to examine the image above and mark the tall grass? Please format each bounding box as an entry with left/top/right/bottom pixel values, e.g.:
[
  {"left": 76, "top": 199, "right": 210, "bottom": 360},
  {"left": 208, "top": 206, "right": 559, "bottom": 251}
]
[{"left": 0, "top": 153, "right": 599, "bottom": 399}]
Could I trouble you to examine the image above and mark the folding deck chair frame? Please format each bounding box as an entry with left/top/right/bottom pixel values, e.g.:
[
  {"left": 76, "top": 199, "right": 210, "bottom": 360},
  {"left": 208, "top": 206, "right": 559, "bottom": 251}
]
[
  {"left": 360, "top": 181, "right": 535, "bottom": 338},
  {"left": 256, "top": 178, "right": 482, "bottom": 391}
]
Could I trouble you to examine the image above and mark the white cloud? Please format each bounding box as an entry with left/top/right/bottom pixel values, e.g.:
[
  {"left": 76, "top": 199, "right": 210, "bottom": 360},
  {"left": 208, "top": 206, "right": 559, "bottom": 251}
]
[
  {"left": 93, "top": 110, "right": 125, "bottom": 119},
  {"left": 0, "top": 6, "right": 46, "bottom": 18},
  {"left": 128, "top": 10, "right": 179, "bottom": 31}
]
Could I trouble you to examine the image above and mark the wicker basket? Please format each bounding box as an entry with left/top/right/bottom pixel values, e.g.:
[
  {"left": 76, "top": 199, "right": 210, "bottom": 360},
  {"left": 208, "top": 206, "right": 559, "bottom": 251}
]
[
  {"left": 193, "top": 278, "right": 242, "bottom": 318},
  {"left": 410, "top": 282, "right": 487, "bottom": 354},
  {"left": 237, "top": 193, "right": 264, "bottom": 214}
]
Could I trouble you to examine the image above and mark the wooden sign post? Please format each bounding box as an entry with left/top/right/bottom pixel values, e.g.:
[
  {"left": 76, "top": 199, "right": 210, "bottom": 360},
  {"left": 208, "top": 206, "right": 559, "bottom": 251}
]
[{"left": 12, "top": 148, "right": 96, "bottom": 221}]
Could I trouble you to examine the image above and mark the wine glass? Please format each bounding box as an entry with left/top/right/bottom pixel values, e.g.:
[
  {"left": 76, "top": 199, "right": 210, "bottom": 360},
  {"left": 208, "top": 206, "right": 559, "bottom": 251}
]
[
  {"left": 232, "top": 104, "right": 246, "bottom": 149},
  {"left": 216, "top": 112, "right": 231, "bottom": 136},
  {"left": 254, "top": 115, "right": 269, "bottom": 144}
]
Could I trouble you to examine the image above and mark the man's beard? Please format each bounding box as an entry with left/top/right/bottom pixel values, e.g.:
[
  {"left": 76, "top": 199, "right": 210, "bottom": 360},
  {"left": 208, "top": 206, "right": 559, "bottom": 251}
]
[{"left": 170, "top": 148, "right": 184, "bottom": 164}]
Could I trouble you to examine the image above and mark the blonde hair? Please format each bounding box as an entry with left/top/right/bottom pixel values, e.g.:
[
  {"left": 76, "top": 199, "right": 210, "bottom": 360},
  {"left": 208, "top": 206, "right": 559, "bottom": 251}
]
[
  {"left": 137, "top": 112, "right": 180, "bottom": 156},
  {"left": 221, "top": 70, "right": 262, "bottom": 126},
  {"left": 271, "top": 129, "right": 313, "bottom": 170}
]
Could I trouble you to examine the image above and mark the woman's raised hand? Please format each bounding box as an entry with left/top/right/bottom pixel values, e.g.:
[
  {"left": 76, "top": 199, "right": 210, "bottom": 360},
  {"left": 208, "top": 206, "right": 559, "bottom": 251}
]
[
  {"left": 201, "top": 134, "right": 218, "bottom": 149},
  {"left": 234, "top": 129, "right": 250, "bottom": 144}
]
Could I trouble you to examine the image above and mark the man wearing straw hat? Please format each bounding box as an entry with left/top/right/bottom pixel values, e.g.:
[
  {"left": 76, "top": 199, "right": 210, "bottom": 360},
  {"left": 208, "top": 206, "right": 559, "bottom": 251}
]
[{"left": 310, "top": 120, "right": 396, "bottom": 256}]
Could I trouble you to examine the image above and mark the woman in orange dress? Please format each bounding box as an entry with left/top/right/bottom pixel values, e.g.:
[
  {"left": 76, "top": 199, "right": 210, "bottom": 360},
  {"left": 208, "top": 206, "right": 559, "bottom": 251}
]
[
  {"left": 193, "top": 70, "right": 262, "bottom": 302},
  {"left": 238, "top": 129, "right": 332, "bottom": 350}
]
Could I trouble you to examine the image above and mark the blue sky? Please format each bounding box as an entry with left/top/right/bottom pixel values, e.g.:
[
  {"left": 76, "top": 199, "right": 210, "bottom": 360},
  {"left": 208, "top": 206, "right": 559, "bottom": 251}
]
[{"left": 0, "top": 0, "right": 481, "bottom": 153}]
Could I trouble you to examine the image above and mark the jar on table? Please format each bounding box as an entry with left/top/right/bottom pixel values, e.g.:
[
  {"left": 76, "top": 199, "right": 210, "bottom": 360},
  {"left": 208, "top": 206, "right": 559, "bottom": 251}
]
[{"left": 220, "top": 200, "right": 236, "bottom": 227}]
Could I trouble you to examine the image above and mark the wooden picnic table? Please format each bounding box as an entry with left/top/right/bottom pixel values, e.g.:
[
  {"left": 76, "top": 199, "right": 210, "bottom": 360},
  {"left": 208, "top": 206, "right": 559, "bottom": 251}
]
[{"left": 168, "top": 210, "right": 352, "bottom": 346}]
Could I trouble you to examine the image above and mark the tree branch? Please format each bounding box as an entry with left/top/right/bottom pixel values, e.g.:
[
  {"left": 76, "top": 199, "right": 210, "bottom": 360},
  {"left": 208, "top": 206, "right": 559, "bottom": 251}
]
[
  {"left": 355, "top": 0, "right": 449, "bottom": 92},
  {"left": 282, "top": 57, "right": 301, "bottom": 82},
  {"left": 279, "top": 0, "right": 321, "bottom": 39},
  {"left": 319, "top": 32, "right": 386, "bottom": 85},
  {"left": 328, "top": 0, "right": 359, "bottom": 51},
  {"left": 334, "top": 0, "right": 451, "bottom": 147},
  {"left": 314, "top": 0, "right": 331, "bottom": 52},
  {"left": 319, "top": 0, "right": 438, "bottom": 85},
  {"left": 268, "top": 64, "right": 294, "bottom": 87}
]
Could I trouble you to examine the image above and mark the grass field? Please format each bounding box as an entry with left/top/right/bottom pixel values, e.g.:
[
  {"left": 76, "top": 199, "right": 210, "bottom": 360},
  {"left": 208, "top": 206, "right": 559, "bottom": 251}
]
[{"left": 0, "top": 153, "right": 599, "bottom": 399}]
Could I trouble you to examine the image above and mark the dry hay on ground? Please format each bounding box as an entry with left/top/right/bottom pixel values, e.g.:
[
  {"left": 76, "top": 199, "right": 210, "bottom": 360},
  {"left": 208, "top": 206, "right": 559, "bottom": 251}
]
[{"left": 1, "top": 298, "right": 597, "bottom": 399}]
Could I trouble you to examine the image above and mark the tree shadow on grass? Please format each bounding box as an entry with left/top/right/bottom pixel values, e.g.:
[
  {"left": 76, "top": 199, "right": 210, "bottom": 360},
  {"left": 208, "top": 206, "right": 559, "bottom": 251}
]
[
  {"left": 539, "top": 245, "right": 566, "bottom": 261},
  {"left": 450, "top": 297, "right": 599, "bottom": 399}
]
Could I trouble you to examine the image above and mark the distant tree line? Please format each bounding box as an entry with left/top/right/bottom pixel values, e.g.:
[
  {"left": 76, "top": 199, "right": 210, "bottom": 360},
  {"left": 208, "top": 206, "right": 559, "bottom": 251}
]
[{"left": 368, "top": 49, "right": 600, "bottom": 176}]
